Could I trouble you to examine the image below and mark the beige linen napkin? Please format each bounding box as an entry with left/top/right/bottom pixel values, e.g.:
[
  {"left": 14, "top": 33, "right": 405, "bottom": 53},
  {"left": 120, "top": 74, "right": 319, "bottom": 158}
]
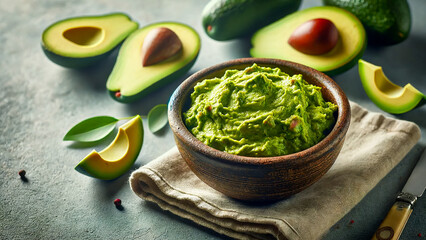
[{"left": 130, "top": 102, "right": 421, "bottom": 240}]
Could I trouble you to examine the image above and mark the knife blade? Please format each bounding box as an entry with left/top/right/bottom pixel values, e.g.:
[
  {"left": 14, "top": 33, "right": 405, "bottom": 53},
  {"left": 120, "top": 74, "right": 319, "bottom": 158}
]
[{"left": 372, "top": 148, "right": 426, "bottom": 240}]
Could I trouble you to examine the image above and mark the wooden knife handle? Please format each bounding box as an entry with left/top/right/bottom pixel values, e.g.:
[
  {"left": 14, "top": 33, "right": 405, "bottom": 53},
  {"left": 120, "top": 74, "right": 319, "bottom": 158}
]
[{"left": 371, "top": 201, "right": 413, "bottom": 240}]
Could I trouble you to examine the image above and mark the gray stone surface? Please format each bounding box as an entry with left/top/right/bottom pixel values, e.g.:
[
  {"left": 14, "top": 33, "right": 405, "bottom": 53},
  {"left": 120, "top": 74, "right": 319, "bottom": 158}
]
[{"left": 0, "top": 0, "right": 424, "bottom": 239}]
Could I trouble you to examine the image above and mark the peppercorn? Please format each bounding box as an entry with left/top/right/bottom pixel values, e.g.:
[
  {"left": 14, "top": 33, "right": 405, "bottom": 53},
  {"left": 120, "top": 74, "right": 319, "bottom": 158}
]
[
  {"left": 18, "top": 170, "right": 28, "bottom": 182},
  {"left": 114, "top": 198, "right": 121, "bottom": 207},
  {"left": 113, "top": 198, "right": 124, "bottom": 210},
  {"left": 18, "top": 170, "right": 26, "bottom": 178}
]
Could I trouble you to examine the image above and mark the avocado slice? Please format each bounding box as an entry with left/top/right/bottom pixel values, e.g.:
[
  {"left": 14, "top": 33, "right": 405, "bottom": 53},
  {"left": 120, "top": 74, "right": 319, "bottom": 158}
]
[
  {"left": 75, "top": 115, "right": 143, "bottom": 180},
  {"left": 42, "top": 13, "right": 138, "bottom": 68},
  {"left": 358, "top": 60, "right": 425, "bottom": 114},
  {"left": 250, "top": 6, "right": 366, "bottom": 76},
  {"left": 323, "top": 0, "right": 411, "bottom": 45},
  {"left": 106, "top": 22, "right": 200, "bottom": 103}
]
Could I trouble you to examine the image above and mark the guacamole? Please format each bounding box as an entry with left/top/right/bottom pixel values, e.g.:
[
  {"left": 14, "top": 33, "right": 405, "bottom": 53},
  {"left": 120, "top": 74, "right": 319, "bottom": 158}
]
[{"left": 184, "top": 64, "right": 337, "bottom": 157}]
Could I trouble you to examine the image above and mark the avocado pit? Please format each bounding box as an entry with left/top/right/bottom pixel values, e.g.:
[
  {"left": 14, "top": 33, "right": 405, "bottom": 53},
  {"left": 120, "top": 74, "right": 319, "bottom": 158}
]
[
  {"left": 288, "top": 18, "right": 339, "bottom": 55},
  {"left": 141, "top": 27, "right": 183, "bottom": 66}
]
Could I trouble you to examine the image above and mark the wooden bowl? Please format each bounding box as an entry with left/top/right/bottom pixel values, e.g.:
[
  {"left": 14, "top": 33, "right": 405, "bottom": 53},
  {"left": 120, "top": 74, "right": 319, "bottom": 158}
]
[{"left": 168, "top": 58, "right": 350, "bottom": 202}]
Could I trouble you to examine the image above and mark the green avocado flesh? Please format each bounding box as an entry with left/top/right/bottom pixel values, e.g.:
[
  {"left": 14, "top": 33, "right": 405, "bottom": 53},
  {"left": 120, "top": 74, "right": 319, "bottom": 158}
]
[
  {"left": 184, "top": 64, "right": 337, "bottom": 157},
  {"left": 323, "top": 0, "right": 411, "bottom": 45},
  {"left": 358, "top": 60, "right": 425, "bottom": 114},
  {"left": 202, "top": 0, "right": 301, "bottom": 41},
  {"left": 42, "top": 13, "right": 138, "bottom": 68},
  {"left": 250, "top": 6, "right": 366, "bottom": 76},
  {"left": 107, "top": 22, "right": 201, "bottom": 103}
]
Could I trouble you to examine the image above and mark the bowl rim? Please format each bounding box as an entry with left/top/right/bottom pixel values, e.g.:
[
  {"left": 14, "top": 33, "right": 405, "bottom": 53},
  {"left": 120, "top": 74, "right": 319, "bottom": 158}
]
[{"left": 168, "top": 58, "right": 351, "bottom": 166}]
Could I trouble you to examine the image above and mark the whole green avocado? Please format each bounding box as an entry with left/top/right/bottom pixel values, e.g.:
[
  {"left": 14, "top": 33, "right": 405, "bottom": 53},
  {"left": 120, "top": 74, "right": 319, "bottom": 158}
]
[
  {"left": 202, "top": 0, "right": 302, "bottom": 41},
  {"left": 323, "top": 0, "right": 411, "bottom": 45}
]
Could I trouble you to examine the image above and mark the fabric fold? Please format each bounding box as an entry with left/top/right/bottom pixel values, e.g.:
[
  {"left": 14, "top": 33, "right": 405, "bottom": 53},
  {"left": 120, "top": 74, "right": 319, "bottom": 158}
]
[{"left": 130, "top": 102, "right": 421, "bottom": 240}]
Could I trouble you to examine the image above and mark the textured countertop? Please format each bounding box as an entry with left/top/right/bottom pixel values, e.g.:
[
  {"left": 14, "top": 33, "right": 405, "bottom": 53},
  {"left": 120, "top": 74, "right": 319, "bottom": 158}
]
[{"left": 1, "top": 0, "right": 425, "bottom": 239}]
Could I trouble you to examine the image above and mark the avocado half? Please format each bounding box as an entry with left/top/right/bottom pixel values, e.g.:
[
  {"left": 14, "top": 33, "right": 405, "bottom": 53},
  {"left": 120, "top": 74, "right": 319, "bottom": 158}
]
[
  {"left": 106, "top": 22, "right": 201, "bottom": 103},
  {"left": 41, "top": 13, "right": 138, "bottom": 68},
  {"left": 358, "top": 60, "right": 425, "bottom": 114},
  {"left": 250, "top": 6, "right": 366, "bottom": 76}
]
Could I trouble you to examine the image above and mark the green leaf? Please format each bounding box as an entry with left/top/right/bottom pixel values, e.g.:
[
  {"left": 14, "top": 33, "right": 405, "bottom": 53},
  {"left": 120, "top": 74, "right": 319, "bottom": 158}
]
[
  {"left": 148, "top": 104, "right": 168, "bottom": 133},
  {"left": 63, "top": 116, "right": 119, "bottom": 142}
]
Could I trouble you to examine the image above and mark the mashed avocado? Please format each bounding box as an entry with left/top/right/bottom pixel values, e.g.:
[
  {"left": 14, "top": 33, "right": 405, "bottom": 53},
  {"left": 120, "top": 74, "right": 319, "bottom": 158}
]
[{"left": 184, "top": 64, "right": 337, "bottom": 157}]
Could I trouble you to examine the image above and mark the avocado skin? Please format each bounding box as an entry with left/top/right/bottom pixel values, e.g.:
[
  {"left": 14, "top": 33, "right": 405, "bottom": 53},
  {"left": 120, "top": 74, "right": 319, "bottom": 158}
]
[
  {"left": 109, "top": 56, "right": 199, "bottom": 103},
  {"left": 41, "top": 44, "right": 117, "bottom": 68},
  {"left": 323, "top": 0, "right": 411, "bottom": 45},
  {"left": 202, "top": 0, "right": 301, "bottom": 41}
]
